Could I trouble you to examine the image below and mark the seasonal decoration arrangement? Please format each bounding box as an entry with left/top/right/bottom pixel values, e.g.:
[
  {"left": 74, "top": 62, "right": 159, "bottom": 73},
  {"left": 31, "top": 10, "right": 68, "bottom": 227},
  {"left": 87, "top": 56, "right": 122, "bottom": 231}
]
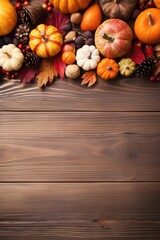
[{"left": 0, "top": 0, "right": 160, "bottom": 88}]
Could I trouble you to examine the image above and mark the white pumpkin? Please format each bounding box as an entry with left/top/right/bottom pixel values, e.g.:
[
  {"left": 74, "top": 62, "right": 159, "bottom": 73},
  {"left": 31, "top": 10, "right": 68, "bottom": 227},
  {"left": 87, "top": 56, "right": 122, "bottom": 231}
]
[
  {"left": 76, "top": 45, "right": 100, "bottom": 71},
  {"left": 0, "top": 44, "right": 24, "bottom": 72}
]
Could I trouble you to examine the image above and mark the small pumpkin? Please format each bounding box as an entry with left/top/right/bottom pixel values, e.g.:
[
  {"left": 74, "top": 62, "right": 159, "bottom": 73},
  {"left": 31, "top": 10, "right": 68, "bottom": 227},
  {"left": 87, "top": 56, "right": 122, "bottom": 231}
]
[
  {"left": 0, "top": 44, "right": 24, "bottom": 72},
  {"left": 134, "top": 8, "right": 160, "bottom": 44},
  {"left": 0, "top": 0, "right": 18, "bottom": 36},
  {"left": 76, "top": 45, "right": 100, "bottom": 71},
  {"left": 29, "top": 24, "right": 63, "bottom": 58},
  {"left": 62, "top": 51, "right": 76, "bottom": 65},
  {"left": 118, "top": 58, "right": 136, "bottom": 77},
  {"left": 97, "top": 58, "right": 119, "bottom": 80},
  {"left": 50, "top": 0, "right": 92, "bottom": 14},
  {"left": 99, "top": 0, "right": 138, "bottom": 20},
  {"left": 154, "top": 0, "right": 160, "bottom": 9}
]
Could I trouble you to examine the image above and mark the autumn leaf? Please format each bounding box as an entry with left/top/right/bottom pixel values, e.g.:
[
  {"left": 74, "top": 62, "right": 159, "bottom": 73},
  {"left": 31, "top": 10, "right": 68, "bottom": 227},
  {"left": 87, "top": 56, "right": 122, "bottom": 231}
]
[
  {"left": 17, "top": 67, "right": 39, "bottom": 84},
  {"left": 36, "top": 58, "right": 57, "bottom": 88},
  {"left": 81, "top": 71, "right": 97, "bottom": 87},
  {"left": 53, "top": 54, "right": 66, "bottom": 80},
  {"left": 44, "top": 8, "right": 69, "bottom": 35},
  {"left": 125, "top": 43, "right": 145, "bottom": 64}
]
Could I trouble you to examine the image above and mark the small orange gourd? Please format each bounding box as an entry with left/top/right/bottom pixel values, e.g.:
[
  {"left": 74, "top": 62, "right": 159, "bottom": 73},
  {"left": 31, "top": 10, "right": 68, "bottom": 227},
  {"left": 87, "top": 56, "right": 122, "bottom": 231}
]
[
  {"left": 62, "top": 51, "right": 76, "bottom": 65},
  {"left": 154, "top": 0, "right": 160, "bottom": 9},
  {"left": 80, "top": 3, "right": 102, "bottom": 31},
  {"left": 50, "top": 0, "right": 92, "bottom": 14},
  {"left": 0, "top": 0, "right": 17, "bottom": 36},
  {"left": 97, "top": 58, "right": 119, "bottom": 80},
  {"left": 29, "top": 24, "right": 63, "bottom": 58},
  {"left": 134, "top": 8, "right": 160, "bottom": 44}
]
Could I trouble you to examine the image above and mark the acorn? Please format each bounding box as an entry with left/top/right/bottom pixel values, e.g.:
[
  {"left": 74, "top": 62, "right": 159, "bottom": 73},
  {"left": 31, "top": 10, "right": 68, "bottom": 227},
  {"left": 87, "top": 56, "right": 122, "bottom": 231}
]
[{"left": 70, "top": 12, "right": 82, "bottom": 25}]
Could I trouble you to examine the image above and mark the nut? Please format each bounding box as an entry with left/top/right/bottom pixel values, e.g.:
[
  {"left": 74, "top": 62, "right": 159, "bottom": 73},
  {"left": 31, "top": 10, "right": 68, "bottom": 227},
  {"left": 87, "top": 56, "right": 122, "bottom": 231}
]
[
  {"left": 64, "top": 31, "right": 76, "bottom": 43},
  {"left": 70, "top": 12, "right": 82, "bottom": 25},
  {"left": 65, "top": 64, "right": 80, "bottom": 79}
]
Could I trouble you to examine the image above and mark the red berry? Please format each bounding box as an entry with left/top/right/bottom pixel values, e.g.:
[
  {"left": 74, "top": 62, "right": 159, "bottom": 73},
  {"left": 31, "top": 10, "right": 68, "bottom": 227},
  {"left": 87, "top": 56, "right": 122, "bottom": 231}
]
[
  {"left": 24, "top": 1, "right": 29, "bottom": 6},
  {"left": 16, "top": 2, "right": 22, "bottom": 10},
  {"left": 43, "top": 0, "right": 48, "bottom": 3},
  {"left": 145, "top": 45, "right": 154, "bottom": 58},
  {"left": 150, "top": 76, "right": 156, "bottom": 82},
  {"left": 18, "top": 43, "right": 24, "bottom": 49},
  {"left": 47, "top": 6, "right": 52, "bottom": 12},
  {"left": 47, "top": 2, "right": 52, "bottom": 7},
  {"left": 25, "top": 45, "right": 31, "bottom": 52}
]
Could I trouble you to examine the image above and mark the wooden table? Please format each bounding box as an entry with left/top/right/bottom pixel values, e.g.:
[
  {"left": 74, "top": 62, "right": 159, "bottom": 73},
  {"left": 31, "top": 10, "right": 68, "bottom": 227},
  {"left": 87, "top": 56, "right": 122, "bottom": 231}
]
[{"left": 0, "top": 76, "right": 160, "bottom": 239}]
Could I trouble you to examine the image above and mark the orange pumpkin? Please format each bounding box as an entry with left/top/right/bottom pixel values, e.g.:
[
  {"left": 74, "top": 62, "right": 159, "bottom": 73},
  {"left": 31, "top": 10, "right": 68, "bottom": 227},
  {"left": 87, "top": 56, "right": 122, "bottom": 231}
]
[
  {"left": 80, "top": 3, "right": 102, "bottom": 31},
  {"left": 154, "top": 0, "right": 160, "bottom": 9},
  {"left": 62, "top": 51, "right": 76, "bottom": 64},
  {"left": 29, "top": 24, "right": 63, "bottom": 58},
  {"left": 134, "top": 8, "right": 160, "bottom": 44},
  {"left": 50, "top": 0, "right": 92, "bottom": 14},
  {"left": 97, "top": 58, "right": 119, "bottom": 80},
  {"left": 0, "top": 0, "right": 17, "bottom": 36}
]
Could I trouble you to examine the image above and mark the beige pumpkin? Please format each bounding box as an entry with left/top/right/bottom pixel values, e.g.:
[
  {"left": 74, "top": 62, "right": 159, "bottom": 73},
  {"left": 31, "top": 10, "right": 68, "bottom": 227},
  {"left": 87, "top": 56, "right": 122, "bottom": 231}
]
[
  {"left": 76, "top": 45, "right": 100, "bottom": 71},
  {"left": 0, "top": 44, "right": 24, "bottom": 71}
]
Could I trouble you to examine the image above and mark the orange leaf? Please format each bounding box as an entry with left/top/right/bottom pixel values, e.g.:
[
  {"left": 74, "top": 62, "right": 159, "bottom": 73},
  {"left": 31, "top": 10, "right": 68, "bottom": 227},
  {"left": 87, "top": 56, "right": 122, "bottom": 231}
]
[
  {"left": 36, "top": 58, "right": 57, "bottom": 88},
  {"left": 81, "top": 71, "right": 97, "bottom": 87}
]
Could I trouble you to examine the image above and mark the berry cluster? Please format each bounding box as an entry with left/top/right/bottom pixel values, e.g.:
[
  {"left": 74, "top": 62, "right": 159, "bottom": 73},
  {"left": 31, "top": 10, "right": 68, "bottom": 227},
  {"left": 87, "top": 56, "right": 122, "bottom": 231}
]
[
  {"left": 42, "top": 0, "right": 53, "bottom": 12},
  {"left": 15, "top": 0, "right": 30, "bottom": 11}
]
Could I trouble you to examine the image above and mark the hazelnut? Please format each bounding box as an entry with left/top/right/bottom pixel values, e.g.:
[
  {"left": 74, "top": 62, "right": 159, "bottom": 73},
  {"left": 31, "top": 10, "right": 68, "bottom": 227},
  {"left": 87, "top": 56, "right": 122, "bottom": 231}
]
[{"left": 65, "top": 64, "right": 80, "bottom": 79}]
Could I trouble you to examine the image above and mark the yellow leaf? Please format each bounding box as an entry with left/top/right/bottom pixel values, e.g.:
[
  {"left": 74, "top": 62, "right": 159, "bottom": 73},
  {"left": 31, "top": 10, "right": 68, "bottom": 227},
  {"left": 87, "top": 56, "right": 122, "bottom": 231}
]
[
  {"left": 81, "top": 71, "right": 97, "bottom": 87},
  {"left": 36, "top": 58, "right": 57, "bottom": 88}
]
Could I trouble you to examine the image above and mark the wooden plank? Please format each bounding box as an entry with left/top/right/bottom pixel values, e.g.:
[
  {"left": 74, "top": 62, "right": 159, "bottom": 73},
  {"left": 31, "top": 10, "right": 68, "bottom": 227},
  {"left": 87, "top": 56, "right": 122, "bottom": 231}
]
[
  {"left": 0, "top": 78, "right": 160, "bottom": 111},
  {"left": 0, "top": 183, "right": 160, "bottom": 239},
  {"left": 0, "top": 112, "right": 160, "bottom": 182}
]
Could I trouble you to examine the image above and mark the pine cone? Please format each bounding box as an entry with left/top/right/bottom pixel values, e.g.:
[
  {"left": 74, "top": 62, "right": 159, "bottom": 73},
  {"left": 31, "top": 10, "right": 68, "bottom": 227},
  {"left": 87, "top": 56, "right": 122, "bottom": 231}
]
[
  {"left": 135, "top": 58, "right": 156, "bottom": 77},
  {"left": 20, "top": 7, "right": 32, "bottom": 26},
  {"left": 24, "top": 52, "right": 40, "bottom": 67},
  {"left": 14, "top": 24, "right": 31, "bottom": 43}
]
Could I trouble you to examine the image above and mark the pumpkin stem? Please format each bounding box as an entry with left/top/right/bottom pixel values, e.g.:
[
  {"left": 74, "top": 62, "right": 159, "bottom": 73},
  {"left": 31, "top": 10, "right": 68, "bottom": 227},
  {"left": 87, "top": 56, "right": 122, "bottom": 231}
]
[
  {"left": 147, "top": 12, "right": 154, "bottom": 26},
  {"left": 107, "top": 66, "right": 112, "bottom": 70},
  {"left": 101, "top": 31, "right": 114, "bottom": 43},
  {"left": 87, "top": 53, "right": 92, "bottom": 59},
  {"left": 40, "top": 32, "right": 48, "bottom": 42}
]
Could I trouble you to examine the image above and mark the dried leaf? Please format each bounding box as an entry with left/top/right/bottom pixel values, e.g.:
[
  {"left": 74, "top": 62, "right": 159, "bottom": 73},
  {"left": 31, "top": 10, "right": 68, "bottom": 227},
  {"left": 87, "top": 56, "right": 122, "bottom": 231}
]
[
  {"left": 36, "top": 58, "right": 56, "bottom": 88},
  {"left": 53, "top": 54, "right": 66, "bottom": 80},
  {"left": 44, "top": 8, "right": 69, "bottom": 35},
  {"left": 125, "top": 43, "right": 145, "bottom": 64},
  {"left": 81, "top": 71, "right": 97, "bottom": 87},
  {"left": 17, "top": 67, "right": 38, "bottom": 84}
]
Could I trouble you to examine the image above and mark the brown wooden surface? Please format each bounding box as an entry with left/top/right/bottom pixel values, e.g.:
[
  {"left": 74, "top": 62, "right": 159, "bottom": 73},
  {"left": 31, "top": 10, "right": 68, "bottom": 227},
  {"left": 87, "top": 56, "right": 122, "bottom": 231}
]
[{"left": 0, "top": 77, "right": 160, "bottom": 239}]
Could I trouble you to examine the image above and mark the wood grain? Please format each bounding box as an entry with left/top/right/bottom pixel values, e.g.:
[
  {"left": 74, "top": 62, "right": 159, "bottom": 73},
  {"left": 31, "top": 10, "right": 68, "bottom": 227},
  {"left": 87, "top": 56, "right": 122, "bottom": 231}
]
[
  {"left": 0, "top": 78, "right": 160, "bottom": 111},
  {"left": 0, "top": 112, "right": 160, "bottom": 182},
  {"left": 0, "top": 183, "right": 160, "bottom": 239}
]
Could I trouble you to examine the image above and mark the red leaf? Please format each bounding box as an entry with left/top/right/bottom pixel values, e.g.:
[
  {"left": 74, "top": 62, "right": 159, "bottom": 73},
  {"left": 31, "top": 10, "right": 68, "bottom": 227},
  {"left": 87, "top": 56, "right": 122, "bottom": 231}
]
[
  {"left": 125, "top": 43, "right": 145, "bottom": 64},
  {"left": 17, "top": 67, "right": 39, "bottom": 84},
  {"left": 53, "top": 54, "right": 66, "bottom": 79},
  {"left": 44, "top": 9, "right": 69, "bottom": 35}
]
